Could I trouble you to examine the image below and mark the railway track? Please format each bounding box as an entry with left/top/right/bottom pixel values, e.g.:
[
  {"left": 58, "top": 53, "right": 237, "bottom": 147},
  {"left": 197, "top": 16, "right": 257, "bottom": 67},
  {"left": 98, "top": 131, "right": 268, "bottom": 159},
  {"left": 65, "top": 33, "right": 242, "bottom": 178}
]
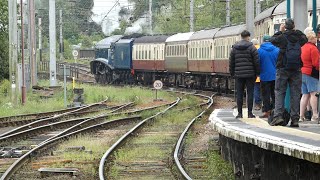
[
  {"left": 0, "top": 99, "right": 109, "bottom": 129},
  {"left": 98, "top": 91, "right": 212, "bottom": 179},
  {"left": 0, "top": 99, "right": 111, "bottom": 138},
  {"left": 0, "top": 100, "right": 176, "bottom": 179},
  {"left": 0, "top": 102, "right": 134, "bottom": 147},
  {"left": 174, "top": 94, "right": 215, "bottom": 179}
]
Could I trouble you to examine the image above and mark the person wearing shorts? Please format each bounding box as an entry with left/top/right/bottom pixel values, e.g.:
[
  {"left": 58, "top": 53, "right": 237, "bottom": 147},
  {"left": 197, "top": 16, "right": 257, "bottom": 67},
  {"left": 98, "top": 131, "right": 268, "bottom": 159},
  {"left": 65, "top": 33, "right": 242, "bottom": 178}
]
[{"left": 300, "top": 31, "right": 319, "bottom": 122}]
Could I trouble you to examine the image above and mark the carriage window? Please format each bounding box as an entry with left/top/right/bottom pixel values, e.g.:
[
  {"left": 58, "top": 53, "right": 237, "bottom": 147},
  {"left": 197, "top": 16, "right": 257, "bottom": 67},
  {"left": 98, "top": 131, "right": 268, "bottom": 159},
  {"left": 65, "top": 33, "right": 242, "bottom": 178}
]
[
  {"left": 149, "top": 49, "right": 151, "bottom": 59},
  {"left": 183, "top": 46, "right": 185, "bottom": 56},
  {"left": 139, "top": 47, "right": 141, "bottom": 59}
]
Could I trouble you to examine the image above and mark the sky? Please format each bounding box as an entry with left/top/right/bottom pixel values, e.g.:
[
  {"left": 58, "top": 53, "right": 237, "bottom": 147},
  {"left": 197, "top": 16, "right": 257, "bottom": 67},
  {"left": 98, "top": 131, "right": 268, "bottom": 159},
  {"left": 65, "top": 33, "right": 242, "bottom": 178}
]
[{"left": 92, "top": 0, "right": 131, "bottom": 35}]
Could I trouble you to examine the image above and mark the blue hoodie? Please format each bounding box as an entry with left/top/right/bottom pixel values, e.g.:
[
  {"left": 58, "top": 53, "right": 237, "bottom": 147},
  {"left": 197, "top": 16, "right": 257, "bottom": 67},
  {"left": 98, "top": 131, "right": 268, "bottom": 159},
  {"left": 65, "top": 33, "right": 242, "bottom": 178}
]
[{"left": 258, "top": 42, "right": 279, "bottom": 81}]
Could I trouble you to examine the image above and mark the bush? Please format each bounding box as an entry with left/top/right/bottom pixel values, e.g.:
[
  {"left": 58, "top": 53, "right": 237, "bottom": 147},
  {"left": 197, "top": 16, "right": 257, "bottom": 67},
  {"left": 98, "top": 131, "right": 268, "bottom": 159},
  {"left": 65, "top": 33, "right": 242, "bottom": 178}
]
[{"left": 0, "top": 79, "right": 11, "bottom": 97}]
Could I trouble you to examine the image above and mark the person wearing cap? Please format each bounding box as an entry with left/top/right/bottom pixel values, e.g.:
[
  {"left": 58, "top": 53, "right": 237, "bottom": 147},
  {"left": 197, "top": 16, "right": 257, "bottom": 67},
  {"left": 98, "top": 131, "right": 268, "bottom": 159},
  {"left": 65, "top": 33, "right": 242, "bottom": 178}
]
[
  {"left": 269, "top": 18, "right": 308, "bottom": 127},
  {"left": 229, "top": 30, "right": 260, "bottom": 119},
  {"left": 251, "top": 39, "right": 262, "bottom": 111},
  {"left": 300, "top": 31, "right": 319, "bottom": 122},
  {"left": 258, "top": 35, "right": 280, "bottom": 118}
]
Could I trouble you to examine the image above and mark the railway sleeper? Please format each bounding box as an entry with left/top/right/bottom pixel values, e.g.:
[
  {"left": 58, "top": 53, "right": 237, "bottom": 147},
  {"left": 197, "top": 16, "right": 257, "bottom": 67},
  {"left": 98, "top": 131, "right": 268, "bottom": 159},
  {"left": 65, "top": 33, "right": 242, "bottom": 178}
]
[{"left": 38, "top": 167, "right": 79, "bottom": 178}]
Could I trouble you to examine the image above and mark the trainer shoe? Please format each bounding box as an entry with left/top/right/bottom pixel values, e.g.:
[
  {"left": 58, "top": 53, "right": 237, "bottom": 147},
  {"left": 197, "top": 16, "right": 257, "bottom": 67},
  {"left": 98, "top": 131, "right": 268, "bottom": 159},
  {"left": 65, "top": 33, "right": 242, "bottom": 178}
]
[
  {"left": 254, "top": 104, "right": 261, "bottom": 110},
  {"left": 270, "top": 116, "right": 284, "bottom": 126},
  {"left": 248, "top": 113, "right": 256, "bottom": 118},
  {"left": 290, "top": 120, "right": 299, "bottom": 127},
  {"left": 236, "top": 113, "right": 243, "bottom": 119}
]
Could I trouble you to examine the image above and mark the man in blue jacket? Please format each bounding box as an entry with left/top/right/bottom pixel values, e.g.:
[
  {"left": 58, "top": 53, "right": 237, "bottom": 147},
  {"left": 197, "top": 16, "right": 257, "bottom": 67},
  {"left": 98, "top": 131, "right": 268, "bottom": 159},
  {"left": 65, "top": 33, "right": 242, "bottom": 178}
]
[{"left": 258, "top": 35, "right": 280, "bottom": 118}]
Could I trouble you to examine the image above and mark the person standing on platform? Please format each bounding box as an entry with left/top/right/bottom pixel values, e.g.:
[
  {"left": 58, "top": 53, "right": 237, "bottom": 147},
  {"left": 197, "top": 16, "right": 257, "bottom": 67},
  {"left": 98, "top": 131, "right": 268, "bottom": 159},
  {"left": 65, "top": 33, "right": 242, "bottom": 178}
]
[
  {"left": 251, "top": 39, "right": 262, "bottom": 111},
  {"left": 299, "top": 31, "right": 319, "bottom": 122},
  {"left": 316, "top": 25, "right": 320, "bottom": 51},
  {"left": 258, "top": 35, "right": 279, "bottom": 118},
  {"left": 229, "top": 30, "right": 260, "bottom": 119},
  {"left": 269, "top": 19, "right": 308, "bottom": 127}
]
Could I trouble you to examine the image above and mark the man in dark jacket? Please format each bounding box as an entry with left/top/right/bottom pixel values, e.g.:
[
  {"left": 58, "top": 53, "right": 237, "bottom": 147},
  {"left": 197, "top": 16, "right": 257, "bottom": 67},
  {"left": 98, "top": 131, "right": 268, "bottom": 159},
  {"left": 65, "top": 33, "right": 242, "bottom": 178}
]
[
  {"left": 229, "top": 30, "right": 260, "bottom": 118},
  {"left": 269, "top": 18, "right": 308, "bottom": 127},
  {"left": 258, "top": 35, "right": 279, "bottom": 118}
]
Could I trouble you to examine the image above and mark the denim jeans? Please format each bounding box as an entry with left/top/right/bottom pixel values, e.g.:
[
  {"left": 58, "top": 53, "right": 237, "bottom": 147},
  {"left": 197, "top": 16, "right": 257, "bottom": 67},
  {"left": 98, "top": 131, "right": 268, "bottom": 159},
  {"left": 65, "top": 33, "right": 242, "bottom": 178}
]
[
  {"left": 236, "top": 77, "right": 255, "bottom": 114},
  {"left": 274, "top": 69, "right": 302, "bottom": 121},
  {"left": 261, "top": 81, "right": 275, "bottom": 112},
  {"left": 254, "top": 82, "right": 261, "bottom": 105}
]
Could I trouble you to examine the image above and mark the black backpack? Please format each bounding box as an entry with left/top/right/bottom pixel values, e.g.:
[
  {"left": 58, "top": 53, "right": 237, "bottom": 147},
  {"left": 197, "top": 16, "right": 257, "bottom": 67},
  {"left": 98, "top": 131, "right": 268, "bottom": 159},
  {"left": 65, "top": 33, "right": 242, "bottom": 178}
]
[{"left": 283, "top": 35, "right": 301, "bottom": 70}]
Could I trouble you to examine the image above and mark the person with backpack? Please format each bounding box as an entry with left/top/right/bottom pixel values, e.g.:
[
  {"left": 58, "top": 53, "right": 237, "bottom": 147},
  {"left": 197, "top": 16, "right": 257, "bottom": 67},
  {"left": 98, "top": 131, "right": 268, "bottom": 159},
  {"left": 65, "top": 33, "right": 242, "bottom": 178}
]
[
  {"left": 269, "top": 18, "right": 308, "bottom": 127},
  {"left": 299, "top": 31, "right": 319, "bottom": 122},
  {"left": 229, "top": 30, "right": 260, "bottom": 119},
  {"left": 258, "top": 35, "right": 279, "bottom": 118}
]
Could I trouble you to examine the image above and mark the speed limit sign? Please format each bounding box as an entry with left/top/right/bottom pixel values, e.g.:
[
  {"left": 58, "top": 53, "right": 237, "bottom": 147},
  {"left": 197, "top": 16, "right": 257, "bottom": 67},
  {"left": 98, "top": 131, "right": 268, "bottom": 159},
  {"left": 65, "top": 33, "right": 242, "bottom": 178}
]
[{"left": 153, "top": 80, "right": 163, "bottom": 90}]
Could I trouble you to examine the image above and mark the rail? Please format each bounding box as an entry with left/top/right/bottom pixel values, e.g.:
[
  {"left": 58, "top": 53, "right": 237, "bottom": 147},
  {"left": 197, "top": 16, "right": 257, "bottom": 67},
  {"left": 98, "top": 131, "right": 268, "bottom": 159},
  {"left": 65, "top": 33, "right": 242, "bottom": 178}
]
[
  {"left": 0, "top": 116, "right": 142, "bottom": 180},
  {"left": 98, "top": 98, "right": 181, "bottom": 180},
  {"left": 0, "top": 99, "right": 108, "bottom": 138},
  {"left": 173, "top": 93, "right": 215, "bottom": 180}
]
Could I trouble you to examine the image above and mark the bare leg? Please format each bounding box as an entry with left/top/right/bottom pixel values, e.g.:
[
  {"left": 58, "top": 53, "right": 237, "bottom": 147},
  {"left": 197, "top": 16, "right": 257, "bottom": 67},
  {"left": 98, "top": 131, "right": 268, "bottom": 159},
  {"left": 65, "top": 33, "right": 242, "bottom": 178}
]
[
  {"left": 300, "top": 94, "right": 310, "bottom": 120},
  {"left": 310, "top": 92, "right": 318, "bottom": 120}
]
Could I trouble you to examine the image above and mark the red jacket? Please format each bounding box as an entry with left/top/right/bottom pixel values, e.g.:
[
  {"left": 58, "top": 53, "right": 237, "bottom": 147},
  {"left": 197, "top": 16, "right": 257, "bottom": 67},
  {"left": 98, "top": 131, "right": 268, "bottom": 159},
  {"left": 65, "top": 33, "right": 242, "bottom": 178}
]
[{"left": 301, "top": 42, "right": 319, "bottom": 75}]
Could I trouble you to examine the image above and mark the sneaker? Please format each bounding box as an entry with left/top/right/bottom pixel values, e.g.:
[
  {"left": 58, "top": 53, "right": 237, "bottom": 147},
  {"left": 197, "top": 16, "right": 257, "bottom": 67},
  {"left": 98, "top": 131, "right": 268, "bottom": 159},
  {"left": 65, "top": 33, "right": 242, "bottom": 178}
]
[
  {"left": 254, "top": 104, "right": 261, "bottom": 110},
  {"left": 236, "top": 113, "right": 243, "bottom": 119},
  {"left": 270, "top": 116, "right": 284, "bottom": 126},
  {"left": 290, "top": 120, "right": 299, "bottom": 127},
  {"left": 311, "top": 116, "right": 319, "bottom": 122},
  {"left": 248, "top": 113, "right": 256, "bottom": 118},
  {"left": 299, "top": 117, "right": 305, "bottom": 122}
]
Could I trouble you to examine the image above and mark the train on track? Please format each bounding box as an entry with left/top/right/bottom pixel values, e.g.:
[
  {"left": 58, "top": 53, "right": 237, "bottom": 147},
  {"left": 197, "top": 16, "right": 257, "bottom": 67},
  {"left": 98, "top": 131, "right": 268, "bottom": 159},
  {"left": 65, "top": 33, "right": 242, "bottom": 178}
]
[{"left": 90, "top": 1, "right": 320, "bottom": 92}]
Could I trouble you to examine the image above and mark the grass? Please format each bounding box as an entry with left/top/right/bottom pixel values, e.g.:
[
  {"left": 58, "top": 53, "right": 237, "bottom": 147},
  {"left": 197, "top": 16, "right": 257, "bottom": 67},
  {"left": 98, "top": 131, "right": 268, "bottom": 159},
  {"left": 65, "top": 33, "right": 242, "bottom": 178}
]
[
  {"left": 0, "top": 79, "right": 175, "bottom": 117},
  {"left": 206, "top": 150, "right": 234, "bottom": 180}
]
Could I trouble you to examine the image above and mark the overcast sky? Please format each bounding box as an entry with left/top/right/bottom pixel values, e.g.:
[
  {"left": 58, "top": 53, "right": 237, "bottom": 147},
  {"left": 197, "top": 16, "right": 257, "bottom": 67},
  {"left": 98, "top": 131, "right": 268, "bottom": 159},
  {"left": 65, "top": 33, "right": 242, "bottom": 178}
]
[{"left": 92, "top": 0, "right": 130, "bottom": 23}]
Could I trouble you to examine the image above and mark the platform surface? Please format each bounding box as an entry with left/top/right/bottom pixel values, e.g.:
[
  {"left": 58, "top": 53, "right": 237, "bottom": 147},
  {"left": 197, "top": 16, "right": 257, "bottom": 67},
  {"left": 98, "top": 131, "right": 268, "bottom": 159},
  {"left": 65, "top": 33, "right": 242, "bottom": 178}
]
[{"left": 209, "top": 109, "right": 320, "bottom": 164}]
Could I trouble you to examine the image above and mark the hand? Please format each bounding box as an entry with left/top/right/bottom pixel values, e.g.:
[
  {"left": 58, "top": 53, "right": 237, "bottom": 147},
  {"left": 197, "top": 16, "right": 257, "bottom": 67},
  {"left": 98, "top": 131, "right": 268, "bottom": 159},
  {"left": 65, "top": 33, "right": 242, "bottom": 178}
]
[{"left": 280, "top": 24, "right": 285, "bottom": 32}]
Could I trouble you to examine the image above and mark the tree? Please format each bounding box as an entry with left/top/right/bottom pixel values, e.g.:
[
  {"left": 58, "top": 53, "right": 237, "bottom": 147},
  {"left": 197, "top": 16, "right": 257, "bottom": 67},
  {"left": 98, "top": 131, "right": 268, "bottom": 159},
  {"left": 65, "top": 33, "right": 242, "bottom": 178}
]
[
  {"left": 0, "top": 0, "right": 9, "bottom": 81},
  {"left": 36, "top": 0, "right": 103, "bottom": 41}
]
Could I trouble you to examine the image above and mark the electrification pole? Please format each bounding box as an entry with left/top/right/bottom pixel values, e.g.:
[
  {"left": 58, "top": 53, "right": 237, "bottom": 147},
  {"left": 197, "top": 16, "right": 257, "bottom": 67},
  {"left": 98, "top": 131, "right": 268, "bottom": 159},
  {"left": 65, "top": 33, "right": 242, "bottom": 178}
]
[
  {"left": 313, "top": 0, "right": 317, "bottom": 32},
  {"left": 256, "top": 0, "right": 261, "bottom": 16},
  {"left": 29, "top": 0, "right": 37, "bottom": 86},
  {"left": 149, "top": 0, "right": 152, "bottom": 34},
  {"left": 20, "top": 0, "right": 26, "bottom": 104},
  {"left": 246, "top": 0, "right": 254, "bottom": 37},
  {"left": 226, "top": 0, "right": 230, "bottom": 26},
  {"left": 39, "top": 18, "right": 42, "bottom": 62},
  {"left": 8, "top": 0, "right": 18, "bottom": 104},
  {"left": 59, "top": 9, "right": 63, "bottom": 61},
  {"left": 190, "top": 0, "right": 194, "bottom": 32},
  {"left": 49, "top": 0, "right": 57, "bottom": 86}
]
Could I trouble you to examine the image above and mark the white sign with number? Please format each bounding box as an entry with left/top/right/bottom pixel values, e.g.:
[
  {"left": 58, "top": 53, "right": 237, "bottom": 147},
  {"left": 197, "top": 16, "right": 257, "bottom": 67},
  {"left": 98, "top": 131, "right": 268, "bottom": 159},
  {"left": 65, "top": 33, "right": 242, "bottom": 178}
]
[
  {"left": 153, "top": 80, "right": 163, "bottom": 90},
  {"left": 72, "top": 50, "right": 79, "bottom": 57}
]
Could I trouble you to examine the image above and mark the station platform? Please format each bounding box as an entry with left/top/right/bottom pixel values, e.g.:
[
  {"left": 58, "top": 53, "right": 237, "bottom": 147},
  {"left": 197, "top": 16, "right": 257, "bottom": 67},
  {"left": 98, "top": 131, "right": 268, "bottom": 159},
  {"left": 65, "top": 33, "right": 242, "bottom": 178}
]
[{"left": 209, "top": 109, "right": 320, "bottom": 179}]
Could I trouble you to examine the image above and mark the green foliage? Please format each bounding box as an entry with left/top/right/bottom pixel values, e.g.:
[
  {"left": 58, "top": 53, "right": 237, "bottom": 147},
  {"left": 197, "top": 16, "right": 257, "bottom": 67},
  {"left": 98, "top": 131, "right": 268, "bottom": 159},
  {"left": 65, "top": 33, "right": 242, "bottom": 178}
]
[
  {"left": 128, "top": 0, "right": 282, "bottom": 34},
  {"left": 36, "top": 0, "right": 103, "bottom": 43},
  {"left": 63, "top": 39, "right": 73, "bottom": 59},
  {"left": 0, "top": 0, "right": 9, "bottom": 81},
  {"left": 207, "top": 150, "right": 234, "bottom": 180},
  {"left": 0, "top": 80, "right": 10, "bottom": 96}
]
